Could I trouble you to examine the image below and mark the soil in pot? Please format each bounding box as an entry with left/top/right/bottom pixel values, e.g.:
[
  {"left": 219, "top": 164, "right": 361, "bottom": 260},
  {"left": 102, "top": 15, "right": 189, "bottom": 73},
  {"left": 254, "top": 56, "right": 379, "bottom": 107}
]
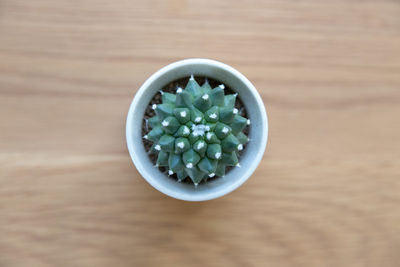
[{"left": 141, "top": 76, "right": 250, "bottom": 185}]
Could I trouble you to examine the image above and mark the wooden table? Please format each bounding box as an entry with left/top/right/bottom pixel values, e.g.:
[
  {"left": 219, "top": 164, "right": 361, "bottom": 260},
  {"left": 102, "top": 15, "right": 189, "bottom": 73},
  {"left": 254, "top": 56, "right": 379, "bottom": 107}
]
[{"left": 1, "top": 1, "right": 399, "bottom": 266}]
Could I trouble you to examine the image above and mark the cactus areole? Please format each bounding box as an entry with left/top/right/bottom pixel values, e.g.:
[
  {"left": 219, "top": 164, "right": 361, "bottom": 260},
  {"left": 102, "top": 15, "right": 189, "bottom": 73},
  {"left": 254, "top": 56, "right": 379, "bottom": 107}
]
[{"left": 143, "top": 75, "right": 250, "bottom": 186}]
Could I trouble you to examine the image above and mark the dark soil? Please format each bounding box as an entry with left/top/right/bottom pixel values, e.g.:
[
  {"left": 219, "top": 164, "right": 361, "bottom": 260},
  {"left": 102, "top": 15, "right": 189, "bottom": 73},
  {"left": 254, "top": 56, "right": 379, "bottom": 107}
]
[{"left": 141, "top": 76, "right": 250, "bottom": 184}]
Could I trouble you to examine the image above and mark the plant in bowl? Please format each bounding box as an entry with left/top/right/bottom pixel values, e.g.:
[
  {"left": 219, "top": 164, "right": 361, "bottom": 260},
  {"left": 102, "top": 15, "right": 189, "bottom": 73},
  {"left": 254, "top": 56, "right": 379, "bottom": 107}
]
[{"left": 126, "top": 59, "right": 268, "bottom": 201}]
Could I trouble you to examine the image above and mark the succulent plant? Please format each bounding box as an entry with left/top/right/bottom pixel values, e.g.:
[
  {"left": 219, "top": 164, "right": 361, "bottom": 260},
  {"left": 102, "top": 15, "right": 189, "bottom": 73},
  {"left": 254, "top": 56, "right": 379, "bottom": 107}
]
[{"left": 144, "top": 75, "right": 250, "bottom": 186}]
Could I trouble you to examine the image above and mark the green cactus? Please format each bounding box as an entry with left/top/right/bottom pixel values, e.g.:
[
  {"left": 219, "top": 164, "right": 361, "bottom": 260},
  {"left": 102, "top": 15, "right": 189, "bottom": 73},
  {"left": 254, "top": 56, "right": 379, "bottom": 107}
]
[{"left": 144, "top": 75, "right": 250, "bottom": 186}]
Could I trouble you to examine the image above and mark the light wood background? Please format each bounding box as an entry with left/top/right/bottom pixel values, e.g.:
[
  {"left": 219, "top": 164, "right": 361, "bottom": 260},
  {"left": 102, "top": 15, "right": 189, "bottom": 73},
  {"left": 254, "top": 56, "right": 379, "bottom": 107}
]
[{"left": 1, "top": 0, "right": 400, "bottom": 266}]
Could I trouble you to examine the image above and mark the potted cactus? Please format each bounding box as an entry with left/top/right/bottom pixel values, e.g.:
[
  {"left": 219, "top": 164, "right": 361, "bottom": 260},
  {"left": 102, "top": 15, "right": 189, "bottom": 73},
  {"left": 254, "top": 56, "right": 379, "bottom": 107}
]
[{"left": 126, "top": 59, "right": 268, "bottom": 201}]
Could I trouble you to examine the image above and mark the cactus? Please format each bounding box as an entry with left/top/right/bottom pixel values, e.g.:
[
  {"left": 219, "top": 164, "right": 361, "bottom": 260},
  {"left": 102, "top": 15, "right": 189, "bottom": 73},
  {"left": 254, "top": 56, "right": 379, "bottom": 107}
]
[{"left": 144, "top": 75, "right": 250, "bottom": 186}]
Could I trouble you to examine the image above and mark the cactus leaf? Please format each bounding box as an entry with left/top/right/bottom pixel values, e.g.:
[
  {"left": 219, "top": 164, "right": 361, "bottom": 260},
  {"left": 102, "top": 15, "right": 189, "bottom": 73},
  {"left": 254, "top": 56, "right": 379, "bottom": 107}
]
[
  {"left": 147, "top": 126, "right": 164, "bottom": 142},
  {"left": 205, "top": 132, "right": 220, "bottom": 144},
  {"left": 175, "top": 125, "right": 191, "bottom": 137},
  {"left": 224, "top": 94, "right": 237, "bottom": 109},
  {"left": 210, "top": 86, "right": 225, "bottom": 106},
  {"left": 174, "top": 137, "right": 190, "bottom": 154},
  {"left": 168, "top": 153, "right": 184, "bottom": 172},
  {"left": 186, "top": 166, "right": 206, "bottom": 184},
  {"left": 159, "top": 134, "right": 175, "bottom": 152},
  {"left": 221, "top": 151, "right": 238, "bottom": 166},
  {"left": 193, "top": 139, "right": 207, "bottom": 157},
  {"left": 161, "top": 116, "right": 180, "bottom": 134},
  {"left": 190, "top": 108, "right": 204, "bottom": 124},
  {"left": 204, "top": 106, "right": 219, "bottom": 122},
  {"left": 193, "top": 93, "right": 212, "bottom": 112},
  {"left": 182, "top": 149, "right": 201, "bottom": 167},
  {"left": 174, "top": 108, "right": 190, "bottom": 124},
  {"left": 214, "top": 122, "right": 231, "bottom": 139},
  {"left": 148, "top": 116, "right": 160, "bottom": 128},
  {"left": 162, "top": 92, "right": 176, "bottom": 104},
  {"left": 175, "top": 90, "right": 192, "bottom": 107},
  {"left": 206, "top": 144, "right": 222, "bottom": 160},
  {"left": 198, "top": 157, "right": 218, "bottom": 174},
  {"left": 219, "top": 107, "right": 235, "bottom": 124},
  {"left": 215, "top": 162, "right": 226, "bottom": 176},
  {"left": 221, "top": 134, "right": 240, "bottom": 152},
  {"left": 176, "top": 169, "right": 188, "bottom": 181},
  {"left": 201, "top": 80, "right": 212, "bottom": 92},
  {"left": 156, "top": 151, "right": 169, "bottom": 166},
  {"left": 230, "top": 115, "right": 248, "bottom": 135},
  {"left": 237, "top": 132, "right": 249, "bottom": 144},
  {"left": 185, "top": 77, "right": 202, "bottom": 97},
  {"left": 155, "top": 104, "right": 175, "bottom": 120}
]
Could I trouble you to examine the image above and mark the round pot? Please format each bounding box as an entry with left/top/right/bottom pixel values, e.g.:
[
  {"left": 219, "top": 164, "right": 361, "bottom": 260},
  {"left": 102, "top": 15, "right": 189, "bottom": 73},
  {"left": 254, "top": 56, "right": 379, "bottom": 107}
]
[{"left": 126, "top": 58, "right": 268, "bottom": 201}]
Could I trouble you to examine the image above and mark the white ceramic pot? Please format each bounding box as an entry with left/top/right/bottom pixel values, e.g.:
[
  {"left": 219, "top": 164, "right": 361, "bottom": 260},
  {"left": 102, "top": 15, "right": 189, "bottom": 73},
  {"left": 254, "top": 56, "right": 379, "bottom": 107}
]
[{"left": 126, "top": 58, "right": 268, "bottom": 201}]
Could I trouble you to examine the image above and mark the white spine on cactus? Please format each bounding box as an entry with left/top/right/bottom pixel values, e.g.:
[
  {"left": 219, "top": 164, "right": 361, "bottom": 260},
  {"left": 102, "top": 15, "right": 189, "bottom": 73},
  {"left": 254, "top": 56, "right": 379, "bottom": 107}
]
[{"left": 186, "top": 163, "right": 193, "bottom": 168}]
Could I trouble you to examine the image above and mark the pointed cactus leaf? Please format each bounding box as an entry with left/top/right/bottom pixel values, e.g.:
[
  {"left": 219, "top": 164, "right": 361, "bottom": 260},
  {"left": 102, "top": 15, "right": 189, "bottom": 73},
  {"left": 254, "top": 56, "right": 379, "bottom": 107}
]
[
  {"left": 210, "top": 86, "right": 225, "bottom": 106},
  {"left": 161, "top": 116, "right": 180, "bottom": 134},
  {"left": 215, "top": 162, "right": 226, "bottom": 177},
  {"left": 185, "top": 76, "right": 202, "bottom": 97},
  {"left": 193, "top": 140, "right": 207, "bottom": 157},
  {"left": 176, "top": 169, "right": 188, "bottom": 181},
  {"left": 159, "top": 134, "right": 175, "bottom": 152},
  {"left": 224, "top": 94, "right": 237, "bottom": 109},
  {"left": 205, "top": 132, "right": 220, "bottom": 144},
  {"left": 237, "top": 132, "right": 249, "bottom": 144},
  {"left": 230, "top": 115, "right": 248, "bottom": 135},
  {"left": 182, "top": 149, "right": 201, "bottom": 167},
  {"left": 147, "top": 126, "right": 164, "bottom": 142},
  {"left": 148, "top": 116, "right": 160, "bottom": 128},
  {"left": 155, "top": 104, "right": 175, "bottom": 120},
  {"left": 214, "top": 122, "right": 231, "bottom": 139},
  {"left": 221, "top": 151, "right": 238, "bottom": 166},
  {"left": 201, "top": 80, "right": 212, "bottom": 92},
  {"left": 197, "top": 157, "right": 217, "bottom": 174},
  {"left": 168, "top": 153, "right": 184, "bottom": 172},
  {"left": 156, "top": 151, "right": 169, "bottom": 166},
  {"left": 175, "top": 90, "right": 192, "bottom": 107},
  {"left": 175, "top": 125, "right": 191, "bottom": 137},
  {"left": 190, "top": 108, "right": 204, "bottom": 124},
  {"left": 221, "top": 134, "right": 240, "bottom": 152},
  {"left": 186, "top": 166, "right": 206, "bottom": 184},
  {"left": 206, "top": 143, "right": 222, "bottom": 160},
  {"left": 219, "top": 107, "right": 235, "bottom": 124},
  {"left": 174, "top": 108, "right": 190, "bottom": 124},
  {"left": 174, "top": 137, "right": 190, "bottom": 154},
  {"left": 204, "top": 106, "right": 219, "bottom": 122},
  {"left": 162, "top": 92, "right": 176, "bottom": 104},
  {"left": 193, "top": 93, "right": 212, "bottom": 112},
  {"left": 150, "top": 143, "right": 162, "bottom": 154}
]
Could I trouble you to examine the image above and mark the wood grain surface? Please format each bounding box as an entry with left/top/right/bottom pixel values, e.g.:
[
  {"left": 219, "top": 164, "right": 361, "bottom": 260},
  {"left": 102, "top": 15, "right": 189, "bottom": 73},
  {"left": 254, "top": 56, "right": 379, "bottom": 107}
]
[{"left": 1, "top": 0, "right": 400, "bottom": 266}]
